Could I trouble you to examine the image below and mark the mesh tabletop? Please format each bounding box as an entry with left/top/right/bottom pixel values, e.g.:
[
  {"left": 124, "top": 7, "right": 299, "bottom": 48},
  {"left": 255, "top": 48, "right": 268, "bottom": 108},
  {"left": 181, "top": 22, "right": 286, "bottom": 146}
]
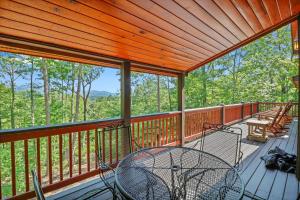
[{"left": 115, "top": 147, "right": 244, "bottom": 200}]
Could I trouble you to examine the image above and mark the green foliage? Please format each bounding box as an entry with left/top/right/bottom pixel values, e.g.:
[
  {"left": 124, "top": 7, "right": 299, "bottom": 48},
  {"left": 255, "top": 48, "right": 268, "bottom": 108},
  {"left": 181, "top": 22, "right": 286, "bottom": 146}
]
[{"left": 186, "top": 25, "right": 298, "bottom": 108}]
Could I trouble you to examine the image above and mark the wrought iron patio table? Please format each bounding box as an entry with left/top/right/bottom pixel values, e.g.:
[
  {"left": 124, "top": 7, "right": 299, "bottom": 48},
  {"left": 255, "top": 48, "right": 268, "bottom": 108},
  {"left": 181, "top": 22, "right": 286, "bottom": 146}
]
[{"left": 115, "top": 146, "right": 244, "bottom": 200}]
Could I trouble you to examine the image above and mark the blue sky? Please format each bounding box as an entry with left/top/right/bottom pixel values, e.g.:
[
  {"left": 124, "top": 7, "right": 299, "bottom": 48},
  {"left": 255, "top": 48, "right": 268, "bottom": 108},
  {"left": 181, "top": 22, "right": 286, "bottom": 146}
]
[
  {"left": 91, "top": 67, "right": 120, "bottom": 92},
  {"left": 8, "top": 66, "right": 120, "bottom": 93}
]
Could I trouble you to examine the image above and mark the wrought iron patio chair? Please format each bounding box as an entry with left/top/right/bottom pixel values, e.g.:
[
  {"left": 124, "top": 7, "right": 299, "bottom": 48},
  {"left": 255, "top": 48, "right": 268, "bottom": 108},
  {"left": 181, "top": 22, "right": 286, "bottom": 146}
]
[
  {"left": 192, "top": 122, "right": 243, "bottom": 170},
  {"left": 191, "top": 123, "right": 265, "bottom": 200},
  {"left": 80, "top": 121, "right": 150, "bottom": 200},
  {"left": 31, "top": 170, "right": 46, "bottom": 200}
]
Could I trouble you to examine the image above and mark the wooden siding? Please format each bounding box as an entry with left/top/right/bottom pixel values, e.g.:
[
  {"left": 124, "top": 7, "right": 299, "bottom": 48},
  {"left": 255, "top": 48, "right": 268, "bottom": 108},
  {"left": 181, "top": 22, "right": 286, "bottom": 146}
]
[{"left": 0, "top": 0, "right": 299, "bottom": 73}]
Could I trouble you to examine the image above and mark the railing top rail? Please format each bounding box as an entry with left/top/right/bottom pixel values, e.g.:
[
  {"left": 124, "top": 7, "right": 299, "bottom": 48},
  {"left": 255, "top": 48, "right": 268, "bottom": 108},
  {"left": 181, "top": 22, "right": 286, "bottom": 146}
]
[
  {"left": 131, "top": 111, "right": 181, "bottom": 122},
  {"left": 258, "top": 102, "right": 298, "bottom": 104},
  {"left": 185, "top": 106, "right": 222, "bottom": 113},
  {"left": 0, "top": 118, "right": 122, "bottom": 136}
]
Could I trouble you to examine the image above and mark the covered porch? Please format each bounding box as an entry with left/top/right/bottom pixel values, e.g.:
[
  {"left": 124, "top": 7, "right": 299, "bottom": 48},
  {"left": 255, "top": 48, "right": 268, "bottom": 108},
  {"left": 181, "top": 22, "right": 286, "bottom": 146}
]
[{"left": 0, "top": 0, "right": 299, "bottom": 199}]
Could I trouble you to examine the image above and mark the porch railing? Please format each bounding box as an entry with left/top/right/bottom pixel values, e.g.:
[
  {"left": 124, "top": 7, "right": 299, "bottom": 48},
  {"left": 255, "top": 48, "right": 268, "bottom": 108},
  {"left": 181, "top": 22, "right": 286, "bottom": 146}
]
[{"left": 0, "top": 102, "right": 297, "bottom": 199}]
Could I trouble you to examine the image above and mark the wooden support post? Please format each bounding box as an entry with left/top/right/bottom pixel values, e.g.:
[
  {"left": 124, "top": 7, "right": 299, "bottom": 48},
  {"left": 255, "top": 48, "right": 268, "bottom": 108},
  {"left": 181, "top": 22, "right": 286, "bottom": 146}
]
[
  {"left": 220, "top": 104, "right": 225, "bottom": 125},
  {"left": 250, "top": 102, "right": 253, "bottom": 118},
  {"left": 121, "top": 61, "right": 131, "bottom": 157},
  {"left": 178, "top": 73, "right": 185, "bottom": 146},
  {"left": 296, "top": 16, "right": 300, "bottom": 180},
  {"left": 257, "top": 102, "right": 260, "bottom": 113},
  {"left": 241, "top": 102, "right": 244, "bottom": 120}
]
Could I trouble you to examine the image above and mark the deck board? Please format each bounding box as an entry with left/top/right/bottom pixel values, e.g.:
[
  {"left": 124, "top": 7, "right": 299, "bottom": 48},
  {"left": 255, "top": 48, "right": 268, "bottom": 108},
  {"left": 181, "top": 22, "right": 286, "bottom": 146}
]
[{"left": 48, "top": 119, "right": 298, "bottom": 200}]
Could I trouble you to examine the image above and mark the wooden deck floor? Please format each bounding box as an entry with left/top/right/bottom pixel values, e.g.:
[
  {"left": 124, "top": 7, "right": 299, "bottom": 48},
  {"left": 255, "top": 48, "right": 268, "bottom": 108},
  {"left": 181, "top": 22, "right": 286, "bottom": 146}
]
[{"left": 48, "top": 119, "right": 299, "bottom": 200}]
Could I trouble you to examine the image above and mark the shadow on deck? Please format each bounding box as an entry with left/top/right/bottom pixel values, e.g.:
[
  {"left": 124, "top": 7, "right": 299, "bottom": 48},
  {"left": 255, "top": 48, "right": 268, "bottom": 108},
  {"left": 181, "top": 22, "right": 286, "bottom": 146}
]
[{"left": 48, "top": 119, "right": 299, "bottom": 200}]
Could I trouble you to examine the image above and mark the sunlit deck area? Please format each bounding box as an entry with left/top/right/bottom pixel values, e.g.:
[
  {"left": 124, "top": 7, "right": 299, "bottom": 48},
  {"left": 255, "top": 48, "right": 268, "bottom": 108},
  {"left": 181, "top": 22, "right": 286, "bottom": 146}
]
[{"left": 46, "top": 119, "right": 298, "bottom": 200}]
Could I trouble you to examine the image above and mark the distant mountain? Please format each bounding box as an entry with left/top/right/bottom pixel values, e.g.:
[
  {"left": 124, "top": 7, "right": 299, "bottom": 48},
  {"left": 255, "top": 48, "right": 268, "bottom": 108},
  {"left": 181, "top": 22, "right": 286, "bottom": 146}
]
[
  {"left": 89, "top": 90, "right": 116, "bottom": 99},
  {"left": 16, "top": 85, "right": 115, "bottom": 98}
]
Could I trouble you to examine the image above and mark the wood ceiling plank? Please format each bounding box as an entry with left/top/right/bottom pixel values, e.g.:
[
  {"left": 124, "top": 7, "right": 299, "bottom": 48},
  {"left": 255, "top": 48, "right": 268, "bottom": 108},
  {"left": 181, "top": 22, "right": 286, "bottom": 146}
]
[
  {"left": 24, "top": 0, "right": 206, "bottom": 61},
  {"left": 248, "top": 0, "right": 272, "bottom": 29},
  {"left": 101, "top": 0, "right": 217, "bottom": 56},
  {"left": 128, "top": 0, "right": 226, "bottom": 52},
  {"left": 0, "top": 3, "right": 196, "bottom": 65},
  {"left": 277, "top": 0, "right": 292, "bottom": 20},
  {"left": 171, "top": 0, "right": 240, "bottom": 44},
  {"left": 262, "top": 0, "right": 282, "bottom": 25},
  {"left": 290, "top": 0, "right": 300, "bottom": 15},
  {"left": 151, "top": 0, "right": 233, "bottom": 48},
  {"left": 193, "top": 0, "right": 248, "bottom": 39},
  {"left": 231, "top": 0, "right": 264, "bottom": 32},
  {"left": 0, "top": 19, "right": 189, "bottom": 70},
  {"left": 188, "top": 14, "right": 298, "bottom": 71},
  {"left": 212, "top": 0, "right": 255, "bottom": 36},
  {"left": 76, "top": 0, "right": 213, "bottom": 58}
]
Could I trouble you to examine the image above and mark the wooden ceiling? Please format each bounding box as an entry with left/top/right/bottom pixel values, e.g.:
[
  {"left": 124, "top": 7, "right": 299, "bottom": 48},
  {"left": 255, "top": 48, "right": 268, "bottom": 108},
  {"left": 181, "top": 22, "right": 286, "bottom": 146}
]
[{"left": 0, "top": 0, "right": 299, "bottom": 75}]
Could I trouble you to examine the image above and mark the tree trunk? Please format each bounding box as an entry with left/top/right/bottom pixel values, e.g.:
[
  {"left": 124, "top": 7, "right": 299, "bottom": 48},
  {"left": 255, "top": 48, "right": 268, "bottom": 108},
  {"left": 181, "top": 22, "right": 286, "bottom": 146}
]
[
  {"left": 157, "top": 75, "right": 160, "bottom": 113},
  {"left": 201, "top": 66, "right": 207, "bottom": 106},
  {"left": 61, "top": 78, "right": 64, "bottom": 123},
  {"left": 167, "top": 77, "right": 172, "bottom": 110},
  {"left": 41, "top": 63, "right": 50, "bottom": 125},
  {"left": 10, "top": 78, "right": 15, "bottom": 129},
  {"left": 74, "top": 66, "right": 82, "bottom": 122},
  {"left": 30, "top": 59, "right": 35, "bottom": 126},
  {"left": 70, "top": 68, "right": 75, "bottom": 122}
]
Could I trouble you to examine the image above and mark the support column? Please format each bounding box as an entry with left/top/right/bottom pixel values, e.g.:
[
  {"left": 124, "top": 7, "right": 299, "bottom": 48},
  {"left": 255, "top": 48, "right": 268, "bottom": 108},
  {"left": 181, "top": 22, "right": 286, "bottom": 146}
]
[
  {"left": 250, "top": 102, "right": 253, "bottom": 118},
  {"left": 220, "top": 104, "right": 225, "bottom": 125},
  {"left": 241, "top": 102, "right": 244, "bottom": 120},
  {"left": 296, "top": 16, "right": 300, "bottom": 180},
  {"left": 178, "top": 73, "right": 185, "bottom": 146},
  {"left": 121, "top": 61, "right": 131, "bottom": 157}
]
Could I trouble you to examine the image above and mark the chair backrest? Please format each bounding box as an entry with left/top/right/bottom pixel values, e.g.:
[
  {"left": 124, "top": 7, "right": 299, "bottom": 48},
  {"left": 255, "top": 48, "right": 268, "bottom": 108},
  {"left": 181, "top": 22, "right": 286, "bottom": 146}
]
[
  {"left": 275, "top": 104, "right": 292, "bottom": 125},
  {"left": 199, "top": 123, "right": 243, "bottom": 168},
  {"left": 31, "top": 170, "right": 46, "bottom": 200},
  {"left": 96, "top": 122, "right": 132, "bottom": 165},
  {"left": 270, "top": 107, "right": 283, "bottom": 127}
]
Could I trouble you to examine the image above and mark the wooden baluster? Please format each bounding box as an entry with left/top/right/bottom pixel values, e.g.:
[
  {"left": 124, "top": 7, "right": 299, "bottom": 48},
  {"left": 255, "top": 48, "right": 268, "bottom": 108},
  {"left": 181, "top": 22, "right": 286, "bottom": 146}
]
[
  {"left": 171, "top": 117, "right": 174, "bottom": 142},
  {"left": 37, "top": 138, "right": 41, "bottom": 183},
  {"left": 166, "top": 118, "right": 169, "bottom": 144},
  {"left": 146, "top": 121, "right": 149, "bottom": 147},
  {"left": 95, "top": 129, "right": 98, "bottom": 169},
  {"left": 162, "top": 118, "right": 165, "bottom": 145},
  {"left": 151, "top": 120, "right": 154, "bottom": 147},
  {"left": 24, "top": 140, "right": 29, "bottom": 191},
  {"left": 131, "top": 123, "right": 135, "bottom": 151},
  {"left": 109, "top": 129, "right": 112, "bottom": 165},
  {"left": 142, "top": 121, "right": 145, "bottom": 148},
  {"left": 87, "top": 131, "right": 90, "bottom": 172},
  {"left": 115, "top": 128, "right": 118, "bottom": 162},
  {"left": 102, "top": 128, "right": 105, "bottom": 162},
  {"left": 11, "top": 142, "right": 16, "bottom": 196},
  {"left": 137, "top": 122, "right": 140, "bottom": 147},
  {"left": 78, "top": 132, "right": 82, "bottom": 175},
  {"left": 0, "top": 147, "right": 2, "bottom": 199},
  {"left": 48, "top": 136, "right": 52, "bottom": 184},
  {"left": 59, "top": 135, "right": 63, "bottom": 181},
  {"left": 155, "top": 120, "right": 159, "bottom": 146},
  {"left": 69, "top": 133, "right": 72, "bottom": 178}
]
